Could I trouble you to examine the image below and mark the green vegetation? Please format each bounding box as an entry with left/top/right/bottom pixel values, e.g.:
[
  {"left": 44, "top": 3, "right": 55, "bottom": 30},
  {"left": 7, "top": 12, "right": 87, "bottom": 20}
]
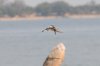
[{"left": 0, "top": 0, "right": 100, "bottom": 17}]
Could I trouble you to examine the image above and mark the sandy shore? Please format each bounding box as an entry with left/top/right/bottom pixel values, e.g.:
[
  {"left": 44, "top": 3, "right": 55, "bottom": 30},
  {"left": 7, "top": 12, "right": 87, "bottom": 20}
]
[
  {"left": 67, "top": 14, "right": 100, "bottom": 19},
  {"left": 0, "top": 16, "right": 58, "bottom": 21},
  {"left": 0, "top": 14, "right": 100, "bottom": 21}
]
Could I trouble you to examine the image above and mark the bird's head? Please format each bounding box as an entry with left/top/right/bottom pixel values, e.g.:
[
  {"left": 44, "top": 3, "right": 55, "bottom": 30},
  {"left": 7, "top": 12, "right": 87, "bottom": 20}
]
[{"left": 49, "top": 25, "right": 54, "bottom": 28}]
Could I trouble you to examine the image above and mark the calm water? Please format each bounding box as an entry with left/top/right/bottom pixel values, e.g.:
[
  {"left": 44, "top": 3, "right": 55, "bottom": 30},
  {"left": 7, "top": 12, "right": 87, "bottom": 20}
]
[{"left": 0, "top": 18, "right": 100, "bottom": 66}]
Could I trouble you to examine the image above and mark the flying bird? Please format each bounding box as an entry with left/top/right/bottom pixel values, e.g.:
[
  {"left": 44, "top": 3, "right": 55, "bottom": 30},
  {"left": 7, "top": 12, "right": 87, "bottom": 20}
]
[{"left": 42, "top": 25, "right": 63, "bottom": 35}]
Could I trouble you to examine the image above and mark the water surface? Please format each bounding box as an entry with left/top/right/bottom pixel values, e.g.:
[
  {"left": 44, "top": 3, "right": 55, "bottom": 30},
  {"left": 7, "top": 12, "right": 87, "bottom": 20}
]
[{"left": 0, "top": 18, "right": 100, "bottom": 66}]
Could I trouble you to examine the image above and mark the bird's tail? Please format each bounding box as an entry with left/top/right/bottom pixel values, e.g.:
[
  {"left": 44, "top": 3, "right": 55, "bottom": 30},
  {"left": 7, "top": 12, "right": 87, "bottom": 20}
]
[{"left": 56, "top": 30, "right": 63, "bottom": 33}]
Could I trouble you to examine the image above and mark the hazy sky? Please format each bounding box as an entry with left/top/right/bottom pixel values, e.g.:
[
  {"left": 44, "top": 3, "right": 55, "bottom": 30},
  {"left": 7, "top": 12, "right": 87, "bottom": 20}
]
[{"left": 23, "top": 0, "right": 100, "bottom": 6}]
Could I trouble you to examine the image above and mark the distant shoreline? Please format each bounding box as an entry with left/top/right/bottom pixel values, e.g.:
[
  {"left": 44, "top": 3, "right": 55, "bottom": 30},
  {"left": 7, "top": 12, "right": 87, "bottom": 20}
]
[
  {"left": 0, "top": 14, "right": 100, "bottom": 21},
  {"left": 67, "top": 14, "right": 100, "bottom": 19},
  {"left": 0, "top": 16, "right": 57, "bottom": 21}
]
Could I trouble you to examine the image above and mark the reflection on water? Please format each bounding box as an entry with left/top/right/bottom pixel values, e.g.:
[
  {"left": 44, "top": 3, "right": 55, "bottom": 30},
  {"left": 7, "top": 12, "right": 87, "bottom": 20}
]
[{"left": 0, "top": 18, "right": 100, "bottom": 66}]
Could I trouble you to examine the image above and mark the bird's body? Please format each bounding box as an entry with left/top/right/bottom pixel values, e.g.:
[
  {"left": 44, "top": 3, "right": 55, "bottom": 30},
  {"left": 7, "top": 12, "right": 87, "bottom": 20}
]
[{"left": 42, "top": 25, "right": 63, "bottom": 35}]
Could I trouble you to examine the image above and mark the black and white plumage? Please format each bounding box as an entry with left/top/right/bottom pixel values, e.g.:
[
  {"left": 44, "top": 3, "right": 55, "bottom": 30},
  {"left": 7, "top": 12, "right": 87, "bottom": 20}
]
[{"left": 42, "top": 25, "right": 63, "bottom": 35}]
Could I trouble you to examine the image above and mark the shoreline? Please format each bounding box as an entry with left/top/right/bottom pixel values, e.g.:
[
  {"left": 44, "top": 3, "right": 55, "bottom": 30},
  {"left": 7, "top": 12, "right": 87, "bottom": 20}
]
[
  {"left": 67, "top": 14, "right": 100, "bottom": 19},
  {"left": 0, "top": 14, "right": 100, "bottom": 21},
  {"left": 0, "top": 16, "right": 57, "bottom": 21}
]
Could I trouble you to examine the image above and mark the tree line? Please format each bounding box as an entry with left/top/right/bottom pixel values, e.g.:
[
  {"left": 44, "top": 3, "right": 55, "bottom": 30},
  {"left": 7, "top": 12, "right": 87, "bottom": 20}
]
[{"left": 0, "top": 0, "right": 100, "bottom": 17}]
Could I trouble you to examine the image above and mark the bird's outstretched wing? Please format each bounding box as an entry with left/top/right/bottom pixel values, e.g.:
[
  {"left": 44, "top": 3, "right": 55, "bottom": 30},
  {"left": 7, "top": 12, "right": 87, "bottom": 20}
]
[
  {"left": 42, "top": 28, "right": 49, "bottom": 32},
  {"left": 42, "top": 30, "right": 45, "bottom": 32}
]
